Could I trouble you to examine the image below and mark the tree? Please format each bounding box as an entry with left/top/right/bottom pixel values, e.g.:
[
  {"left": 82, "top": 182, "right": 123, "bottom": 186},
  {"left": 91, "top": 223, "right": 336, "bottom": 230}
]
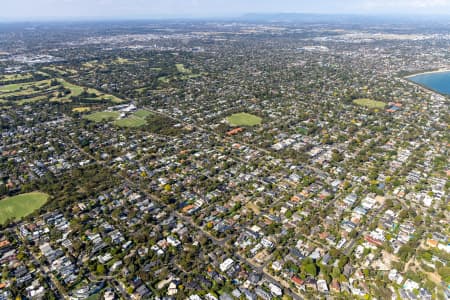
[
  {"left": 302, "top": 262, "right": 318, "bottom": 277},
  {"left": 398, "top": 245, "right": 414, "bottom": 261},
  {"left": 332, "top": 266, "right": 341, "bottom": 279},
  {"left": 338, "top": 256, "right": 349, "bottom": 271},
  {"left": 331, "top": 151, "right": 343, "bottom": 162},
  {"left": 438, "top": 266, "right": 450, "bottom": 283},
  {"left": 96, "top": 263, "right": 105, "bottom": 275},
  {"left": 285, "top": 210, "right": 293, "bottom": 218}
]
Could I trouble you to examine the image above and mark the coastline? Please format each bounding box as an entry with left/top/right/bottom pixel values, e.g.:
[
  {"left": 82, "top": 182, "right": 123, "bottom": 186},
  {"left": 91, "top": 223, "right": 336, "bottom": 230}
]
[
  {"left": 405, "top": 68, "right": 450, "bottom": 79},
  {"left": 403, "top": 74, "right": 450, "bottom": 97}
]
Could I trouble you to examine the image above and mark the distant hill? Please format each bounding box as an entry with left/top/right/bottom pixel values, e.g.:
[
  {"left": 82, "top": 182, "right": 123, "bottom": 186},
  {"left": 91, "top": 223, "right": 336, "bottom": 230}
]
[{"left": 239, "top": 13, "right": 450, "bottom": 26}]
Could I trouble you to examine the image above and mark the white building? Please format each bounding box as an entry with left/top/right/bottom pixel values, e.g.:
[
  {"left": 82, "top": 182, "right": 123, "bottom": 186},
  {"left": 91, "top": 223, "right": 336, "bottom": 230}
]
[
  {"left": 220, "top": 258, "right": 234, "bottom": 272},
  {"left": 269, "top": 283, "right": 283, "bottom": 296}
]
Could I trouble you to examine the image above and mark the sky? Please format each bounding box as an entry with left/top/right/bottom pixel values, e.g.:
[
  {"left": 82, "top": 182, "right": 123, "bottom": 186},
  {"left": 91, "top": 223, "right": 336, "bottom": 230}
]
[{"left": 2, "top": 0, "right": 450, "bottom": 20}]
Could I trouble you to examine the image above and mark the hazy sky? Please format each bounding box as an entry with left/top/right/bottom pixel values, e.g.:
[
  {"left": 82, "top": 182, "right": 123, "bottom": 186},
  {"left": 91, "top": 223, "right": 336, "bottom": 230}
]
[{"left": 2, "top": 0, "right": 450, "bottom": 20}]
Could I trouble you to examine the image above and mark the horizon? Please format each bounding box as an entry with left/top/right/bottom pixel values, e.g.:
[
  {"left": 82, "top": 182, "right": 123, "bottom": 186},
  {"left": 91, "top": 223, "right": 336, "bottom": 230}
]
[
  {"left": 3, "top": 0, "right": 450, "bottom": 22},
  {"left": 2, "top": 12, "right": 450, "bottom": 24}
]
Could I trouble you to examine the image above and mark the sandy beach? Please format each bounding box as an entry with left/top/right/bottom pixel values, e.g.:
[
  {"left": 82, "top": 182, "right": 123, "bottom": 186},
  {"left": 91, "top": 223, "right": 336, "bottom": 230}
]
[{"left": 405, "top": 68, "right": 450, "bottom": 78}]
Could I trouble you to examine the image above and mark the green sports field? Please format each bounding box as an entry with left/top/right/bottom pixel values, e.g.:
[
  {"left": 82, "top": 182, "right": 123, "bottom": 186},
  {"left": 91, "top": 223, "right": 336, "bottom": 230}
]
[
  {"left": 114, "top": 57, "right": 130, "bottom": 64},
  {"left": 84, "top": 109, "right": 152, "bottom": 128},
  {"left": 176, "top": 64, "right": 191, "bottom": 74},
  {"left": 0, "top": 192, "right": 49, "bottom": 224},
  {"left": 83, "top": 111, "right": 120, "bottom": 122},
  {"left": 134, "top": 109, "right": 152, "bottom": 118},
  {"left": 72, "top": 107, "right": 91, "bottom": 113},
  {"left": 113, "top": 109, "right": 152, "bottom": 127},
  {"left": 114, "top": 115, "right": 147, "bottom": 128},
  {"left": 226, "top": 112, "right": 262, "bottom": 126},
  {"left": 353, "top": 98, "right": 386, "bottom": 109}
]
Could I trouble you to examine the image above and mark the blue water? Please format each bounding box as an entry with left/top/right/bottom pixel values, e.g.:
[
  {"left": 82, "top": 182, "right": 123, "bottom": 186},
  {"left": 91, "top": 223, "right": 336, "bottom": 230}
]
[{"left": 409, "top": 71, "right": 450, "bottom": 95}]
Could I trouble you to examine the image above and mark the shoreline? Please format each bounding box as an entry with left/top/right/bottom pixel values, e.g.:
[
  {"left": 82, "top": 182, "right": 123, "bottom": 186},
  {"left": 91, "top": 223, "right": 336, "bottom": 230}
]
[
  {"left": 405, "top": 68, "right": 450, "bottom": 79},
  {"left": 403, "top": 76, "right": 450, "bottom": 98}
]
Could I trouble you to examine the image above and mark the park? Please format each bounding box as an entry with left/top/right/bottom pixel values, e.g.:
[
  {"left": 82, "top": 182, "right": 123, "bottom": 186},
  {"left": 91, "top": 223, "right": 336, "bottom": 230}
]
[
  {"left": 226, "top": 112, "right": 262, "bottom": 126},
  {"left": 0, "top": 192, "right": 49, "bottom": 225}
]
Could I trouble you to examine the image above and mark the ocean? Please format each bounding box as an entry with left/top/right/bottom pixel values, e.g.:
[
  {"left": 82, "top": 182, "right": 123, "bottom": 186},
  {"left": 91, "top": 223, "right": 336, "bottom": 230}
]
[{"left": 408, "top": 71, "right": 450, "bottom": 95}]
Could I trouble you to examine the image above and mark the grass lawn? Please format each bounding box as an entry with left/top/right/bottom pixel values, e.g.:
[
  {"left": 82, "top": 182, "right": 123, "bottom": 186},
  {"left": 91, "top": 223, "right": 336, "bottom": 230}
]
[
  {"left": 42, "top": 66, "right": 66, "bottom": 75},
  {"left": 1, "top": 84, "right": 58, "bottom": 100},
  {"left": 115, "top": 57, "right": 130, "bottom": 64},
  {"left": 98, "top": 94, "right": 124, "bottom": 103},
  {"left": 135, "top": 87, "right": 148, "bottom": 93},
  {"left": 180, "top": 74, "right": 202, "bottom": 80},
  {"left": 43, "top": 66, "right": 78, "bottom": 76},
  {"left": 176, "top": 64, "right": 191, "bottom": 74},
  {"left": 158, "top": 76, "right": 170, "bottom": 83},
  {"left": 82, "top": 61, "right": 98, "bottom": 68},
  {"left": 57, "top": 79, "right": 124, "bottom": 103},
  {"left": 17, "top": 95, "right": 49, "bottom": 105},
  {"left": 57, "top": 79, "right": 86, "bottom": 96},
  {"left": 0, "top": 87, "right": 39, "bottom": 97},
  {"left": 226, "top": 112, "right": 262, "bottom": 126},
  {"left": 114, "top": 110, "right": 152, "bottom": 128},
  {"left": 134, "top": 109, "right": 152, "bottom": 118},
  {"left": 0, "top": 73, "right": 33, "bottom": 83},
  {"left": 84, "top": 109, "right": 151, "bottom": 128},
  {"left": 0, "top": 81, "right": 58, "bottom": 105},
  {"left": 0, "top": 80, "right": 51, "bottom": 93},
  {"left": 114, "top": 116, "right": 147, "bottom": 128},
  {"left": 86, "top": 292, "right": 102, "bottom": 300},
  {"left": 0, "top": 76, "right": 124, "bottom": 105},
  {"left": 72, "top": 107, "right": 91, "bottom": 112},
  {"left": 0, "top": 192, "right": 49, "bottom": 224},
  {"left": 353, "top": 98, "right": 386, "bottom": 109},
  {"left": 84, "top": 111, "right": 120, "bottom": 122}
]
